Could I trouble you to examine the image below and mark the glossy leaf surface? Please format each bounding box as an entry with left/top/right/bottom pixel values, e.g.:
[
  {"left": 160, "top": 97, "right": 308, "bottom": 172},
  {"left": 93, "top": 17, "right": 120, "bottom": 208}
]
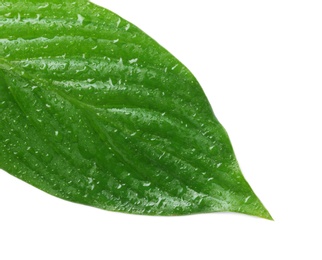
[{"left": 0, "top": 0, "right": 271, "bottom": 219}]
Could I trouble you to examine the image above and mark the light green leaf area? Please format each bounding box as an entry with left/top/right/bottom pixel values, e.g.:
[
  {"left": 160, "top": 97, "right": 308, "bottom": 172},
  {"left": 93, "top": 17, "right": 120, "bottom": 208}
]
[{"left": 0, "top": 0, "right": 271, "bottom": 219}]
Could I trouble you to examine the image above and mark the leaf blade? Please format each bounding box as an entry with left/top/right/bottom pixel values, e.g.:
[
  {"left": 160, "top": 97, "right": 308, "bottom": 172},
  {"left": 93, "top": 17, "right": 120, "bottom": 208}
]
[{"left": 0, "top": 0, "right": 271, "bottom": 219}]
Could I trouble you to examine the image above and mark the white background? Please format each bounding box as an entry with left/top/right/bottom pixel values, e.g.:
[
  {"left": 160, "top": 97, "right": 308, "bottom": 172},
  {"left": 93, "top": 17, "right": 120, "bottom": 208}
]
[{"left": 1, "top": 0, "right": 321, "bottom": 259}]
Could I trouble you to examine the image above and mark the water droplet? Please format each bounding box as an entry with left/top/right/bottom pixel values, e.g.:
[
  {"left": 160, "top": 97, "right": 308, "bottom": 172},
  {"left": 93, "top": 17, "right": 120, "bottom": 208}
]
[
  {"left": 245, "top": 196, "right": 251, "bottom": 203},
  {"left": 143, "top": 182, "right": 151, "bottom": 187},
  {"left": 158, "top": 152, "right": 165, "bottom": 160},
  {"left": 116, "top": 18, "right": 121, "bottom": 27},
  {"left": 77, "top": 14, "right": 85, "bottom": 24},
  {"left": 171, "top": 64, "right": 178, "bottom": 70},
  {"left": 129, "top": 58, "right": 138, "bottom": 64},
  {"left": 38, "top": 3, "right": 49, "bottom": 9}
]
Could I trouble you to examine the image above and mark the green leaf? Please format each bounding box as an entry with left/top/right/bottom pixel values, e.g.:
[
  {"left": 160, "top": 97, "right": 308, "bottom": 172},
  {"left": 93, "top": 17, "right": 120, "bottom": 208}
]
[{"left": 0, "top": 0, "right": 271, "bottom": 219}]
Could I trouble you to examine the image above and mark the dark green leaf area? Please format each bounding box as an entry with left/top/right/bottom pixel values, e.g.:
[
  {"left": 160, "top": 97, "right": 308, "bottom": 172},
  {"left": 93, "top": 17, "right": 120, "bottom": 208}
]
[{"left": 0, "top": 0, "right": 271, "bottom": 218}]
